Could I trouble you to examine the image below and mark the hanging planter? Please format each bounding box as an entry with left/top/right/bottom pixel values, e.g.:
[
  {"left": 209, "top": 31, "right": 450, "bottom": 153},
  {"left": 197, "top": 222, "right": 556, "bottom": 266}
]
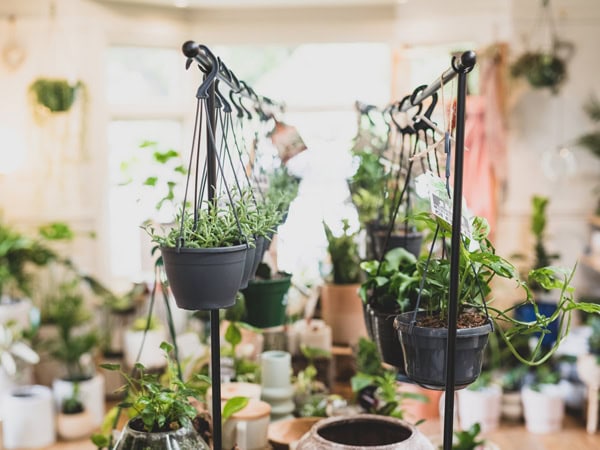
[
  {"left": 29, "top": 78, "right": 83, "bottom": 113},
  {"left": 395, "top": 311, "right": 492, "bottom": 390},
  {"left": 113, "top": 419, "right": 210, "bottom": 450},
  {"left": 367, "top": 221, "right": 423, "bottom": 260}
]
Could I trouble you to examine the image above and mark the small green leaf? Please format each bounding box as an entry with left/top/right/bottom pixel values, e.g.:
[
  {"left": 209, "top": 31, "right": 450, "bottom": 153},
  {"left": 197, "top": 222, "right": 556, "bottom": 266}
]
[
  {"left": 143, "top": 176, "right": 158, "bottom": 186},
  {"left": 99, "top": 363, "right": 120, "bottom": 371},
  {"left": 222, "top": 396, "right": 249, "bottom": 421},
  {"left": 160, "top": 341, "right": 174, "bottom": 353},
  {"left": 225, "top": 322, "right": 242, "bottom": 348},
  {"left": 91, "top": 433, "right": 109, "bottom": 447}
]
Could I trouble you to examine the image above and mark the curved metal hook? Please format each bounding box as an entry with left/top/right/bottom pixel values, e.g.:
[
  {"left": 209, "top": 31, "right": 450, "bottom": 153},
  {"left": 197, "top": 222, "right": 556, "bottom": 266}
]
[
  {"left": 410, "top": 84, "right": 438, "bottom": 132},
  {"left": 238, "top": 81, "right": 254, "bottom": 120},
  {"left": 391, "top": 95, "right": 421, "bottom": 135},
  {"left": 195, "top": 44, "right": 219, "bottom": 99}
]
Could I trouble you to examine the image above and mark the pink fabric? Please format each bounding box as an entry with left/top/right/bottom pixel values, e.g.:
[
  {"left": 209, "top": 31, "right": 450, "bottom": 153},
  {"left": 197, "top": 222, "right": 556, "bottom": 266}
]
[{"left": 462, "top": 59, "right": 507, "bottom": 236}]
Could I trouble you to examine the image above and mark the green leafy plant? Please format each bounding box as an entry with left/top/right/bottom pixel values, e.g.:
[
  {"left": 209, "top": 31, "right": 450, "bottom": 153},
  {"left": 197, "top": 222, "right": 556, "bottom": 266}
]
[
  {"left": 45, "top": 279, "right": 98, "bottom": 381},
  {"left": 29, "top": 78, "right": 83, "bottom": 113},
  {"left": 354, "top": 337, "right": 384, "bottom": 378},
  {"left": 223, "top": 319, "right": 260, "bottom": 383},
  {"left": 0, "top": 220, "right": 66, "bottom": 300},
  {"left": 93, "top": 342, "right": 248, "bottom": 447},
  {"left": 359, "top": 247, "right": 419, "bottom": 313},
  {"left": 323, "top": 219, "right": 361, "bottom": 284},
  {"left": 0, "top": 321, "right": 39, "bottom": 379},
  {"left": 295, "top": 345, "right": 330, "bottom": 417},
  {"left": 61, "top": 381, "right": 85, "bottom": 415},
  {"left": 449, "top": 422, "right": 486, "bottom": 450},
  {"left": 130, "top": 315, "right": 160, "bottom": 332},
  {"left": 530, "top": 363, "right": 560, "bottom": 392},
  {"left": 577, "top": 96, "right": 600, "bottom": 213}
]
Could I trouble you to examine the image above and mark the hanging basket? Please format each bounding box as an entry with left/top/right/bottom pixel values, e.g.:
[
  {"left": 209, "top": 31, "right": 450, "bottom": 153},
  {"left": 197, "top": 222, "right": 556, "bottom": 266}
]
[
  {"left": 394, "top": 311, "right": 492, "bottom": 390},
  {"left": 366, "top": 221, "right": 423, "bottom": 260},
  {"left": 242, "top": 273, "right": 292, "bottom": 328},
  {"left": 239, "top": 241, "right": 257, "bottom": 290},
  {"left": 369, "top": 307, "right": 406, "bottom": 372},
  {"left": 161, "top": 244, "right": 247, "bottom": 310}
]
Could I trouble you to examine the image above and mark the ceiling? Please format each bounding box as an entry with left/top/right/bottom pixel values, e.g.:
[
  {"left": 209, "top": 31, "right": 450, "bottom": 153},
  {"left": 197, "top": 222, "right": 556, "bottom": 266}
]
[{"left": 94, "top": 0, "right": 402, "bottom": 9}]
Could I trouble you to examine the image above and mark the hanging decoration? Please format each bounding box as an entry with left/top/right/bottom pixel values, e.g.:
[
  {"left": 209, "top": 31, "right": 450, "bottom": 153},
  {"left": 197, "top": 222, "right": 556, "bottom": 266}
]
[{"left": 510, "top": 0, "right": 574, "bottom": 94}]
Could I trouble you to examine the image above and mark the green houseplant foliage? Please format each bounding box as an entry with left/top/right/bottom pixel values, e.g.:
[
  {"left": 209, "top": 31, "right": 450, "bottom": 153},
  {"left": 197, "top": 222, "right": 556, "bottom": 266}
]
[
  {"left": 577, "top": 97, "right": 600, "bottom": 214},
  {"left": 45, "top": 279, "right": 98, "bottom": 381},
  {"left": 29, "top": 78, "right": 82, "bottom": 113},
  {"left": 511, "top": 51, "right": 567, "bottom": 93},
  {"left": 323, "top": 219, "right": 361, "bottom": 284}
]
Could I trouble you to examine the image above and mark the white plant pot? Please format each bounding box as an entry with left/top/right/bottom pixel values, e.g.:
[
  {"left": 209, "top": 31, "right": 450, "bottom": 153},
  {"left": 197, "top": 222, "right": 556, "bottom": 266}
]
[
  {"left": 457, "top": 385, "right": 502, "bottom": 433},
  {"left": 522, "top": 384, "right": 565, "bottom": 434},
  {"left": 260, "top": 350, "right": 295, "bottom": 420},
  {"left": 1, "top": 385, "right": 55, "bottom": 449},
  {"left": 52, "top": 374, "right": 105, "bottom": 427},
  {"left": 123, "top": 328, "right": 167, "bottom": 370},
  {"left": 577, "top": 353, "right": 600, "bottom": 387},
  {"left": 0, "top": 364, "right": 33, "bottom": 406},
  {"left": 57, "top": 410, "right": 96, "bottom": 440}
]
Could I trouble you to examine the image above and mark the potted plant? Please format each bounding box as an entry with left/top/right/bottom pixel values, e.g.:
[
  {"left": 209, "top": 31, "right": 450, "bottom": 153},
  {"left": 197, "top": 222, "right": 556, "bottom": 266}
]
[
  {"left": 521, "top": 363, "right": 564, "bottom": 434},
  {"left": 359, "top": 247, "right": 419, "bottom": 369},
  {"left": 56, "top": 381, "right": 95, "bottom": 440},
  {"left": 456, "top": 372, "right": 502, "bottom": 433},
  {"left": 513, "top": 196, "right": 561, "bottom": 348},
  {"left": 0, "top": 220, "right": 64, "bottom": 328},
  {"left": 44, "top": 279, "right": 105, "bottom": 427},
  {"left": 29, "top": 78, "right": 83, "bottom": 113},
  {"left": 394, "top": 210, "right": 600, "bottom": 390},
  {"left": 577, "top": 315, "right": 600, "bottom": 433},
  {"left": 241, "top": 262, "right": 292, "bottom": 329},
  {"left": 263, "top": 165, "right": 300, "bottom": 228},
  {"left": 146, "top": 198, "right": 250, "bottom": 310},
  {"left": 92, "top": 341, "right": 248, "bottom": 450},
  {"left": 320, "top": 219, "right": 367, "bottom": 345},
  {"left": 293, "top": 345, "right": 330, "bottom": 418}
]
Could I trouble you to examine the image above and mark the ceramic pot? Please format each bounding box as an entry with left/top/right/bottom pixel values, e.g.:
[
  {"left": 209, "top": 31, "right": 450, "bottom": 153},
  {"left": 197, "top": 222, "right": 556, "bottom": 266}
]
[
  {"left": 260, "top": 350, "right": 295, "bottom": 420},
  {"left": 320, "top": 283, "right": 367, "bottom": 346},
  {"left": 123, "top": 327, "right": 167, "bottom": 370},
  {"left": 113, "top": 418, "right": 210, "bottom": 450},
  {"left": 52, "top": 374, "right": 105, "bottom": 427},
  {"left": 522, "top": 384, "right": 565, "bottom": 434},
  {"left": 57, "top": 410, "right": 95, "bottom": 440},
  {"left": 295, "top": 414, "right": 434, "bottom": 449},
  {"left": 457, "top": 385, "right": 502, "bottom": 433},
  {"left": 1, "top": 385, "right": 55, "bottom": 449},
  {"left": 222, "top": 399, "right": 271, "bottom": 450}
]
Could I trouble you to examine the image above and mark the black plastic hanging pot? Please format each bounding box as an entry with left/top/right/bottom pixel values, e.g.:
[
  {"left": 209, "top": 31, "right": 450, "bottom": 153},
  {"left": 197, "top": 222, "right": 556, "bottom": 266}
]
[
  {"left": 394, "top": 311, "right": 492, "bottom": 390},
  {"left": 239, "top": 240, "right": 257, "bottom": 290},
  {"left": 363, "top": 303, "right": 374, "bottom": 340},
  {"left": 370, "top": 307, "right": 406, "bottom": 372},
  {"left": 366, "top": 221, "right": 423, "bottom": 260},
  {"left": 161, "top": 244, "right": 247, "bottom": 310}
]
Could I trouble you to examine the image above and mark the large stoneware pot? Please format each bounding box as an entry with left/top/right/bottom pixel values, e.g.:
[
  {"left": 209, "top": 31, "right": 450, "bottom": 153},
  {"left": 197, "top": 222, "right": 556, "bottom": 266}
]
[{"left": 295, "top": 414, "right": 434, "bottom": 449}]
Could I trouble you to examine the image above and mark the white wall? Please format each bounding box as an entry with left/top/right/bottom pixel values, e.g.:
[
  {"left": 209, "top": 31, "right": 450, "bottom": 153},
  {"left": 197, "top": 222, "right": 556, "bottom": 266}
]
[{"left": 0, "top": 0, "right": 599, "bottom": 297}]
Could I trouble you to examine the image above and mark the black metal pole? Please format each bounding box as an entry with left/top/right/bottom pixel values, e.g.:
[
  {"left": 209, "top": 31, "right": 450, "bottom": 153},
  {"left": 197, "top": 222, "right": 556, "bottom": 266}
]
[
  {"left": 442, "top": 55, "right": 473, "bottom": 450},
  {"left": 206, "top": 78, "right": 222, "bottom": 450}
]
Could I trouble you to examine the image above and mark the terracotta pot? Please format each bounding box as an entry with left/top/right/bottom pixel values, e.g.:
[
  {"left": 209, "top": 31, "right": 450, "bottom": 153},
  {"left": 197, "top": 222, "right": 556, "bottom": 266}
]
[
  {"left": 320, "top": 283, "right": 367, "bottom": 346},
  {"left": 295, "top": 414, "right": 434, "bottom": 449},
  {"left": 396, "top": 381, "right": 442, "bottom": 422}
]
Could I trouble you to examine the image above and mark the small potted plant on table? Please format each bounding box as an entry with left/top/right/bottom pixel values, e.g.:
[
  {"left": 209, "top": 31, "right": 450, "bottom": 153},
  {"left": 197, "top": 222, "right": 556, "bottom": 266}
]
[
  {"left": 320, "top": 219, "right": 367, "bottom": 346},
  {"left": 57, "top": 381, "right": 95, "bottom": 440}
]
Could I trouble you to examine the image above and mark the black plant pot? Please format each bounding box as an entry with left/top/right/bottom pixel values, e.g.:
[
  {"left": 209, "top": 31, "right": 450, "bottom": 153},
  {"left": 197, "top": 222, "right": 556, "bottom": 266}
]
[
  {"left": 370, "top": 307, "right": 406, "bottom": 372},
  {"left": 161, "top": 244, "right": 247, "bottom": 310},
  {"left": 363, "top": 303, "right": 374, "bottom": 341},
  {"left": 242, "top": 273, "right": 292, "bottom": 328},
  {"left": 239, "top": 242, "right": 257, "bottom": 290},
  {"left": 366, "top": 221, "right": 423, "bottom": 260},
  {"left": 394, "top": 311, "right": 492, "bottom": 390}
]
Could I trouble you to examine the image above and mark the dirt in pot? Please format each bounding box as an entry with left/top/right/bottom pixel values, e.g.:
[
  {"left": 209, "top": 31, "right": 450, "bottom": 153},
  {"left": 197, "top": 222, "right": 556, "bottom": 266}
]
[
  {"left": 417, "top": 310, "right": 487, "bottom": 329},
  {"left": 317, "top": 418, "right": 412, "bottom": 446}
]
